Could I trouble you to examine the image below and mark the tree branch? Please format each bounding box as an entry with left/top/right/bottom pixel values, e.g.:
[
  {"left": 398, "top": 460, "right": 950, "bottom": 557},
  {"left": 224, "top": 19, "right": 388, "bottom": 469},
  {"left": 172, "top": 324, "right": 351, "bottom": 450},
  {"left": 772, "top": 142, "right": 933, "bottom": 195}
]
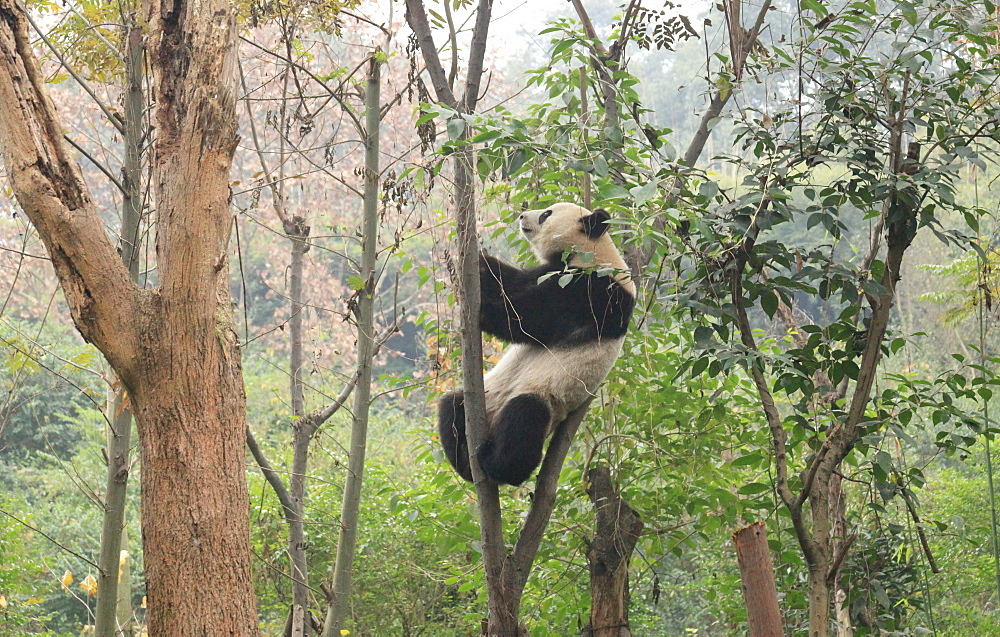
[
  {"left": 404, "top": 0, "right": 459, "bottom": 109},
  {"left": 148, "top": 0, "right": 240, "bottom": 305},
  {"left": 508, "top": 397, "right": 594, "bottom": 584},
  {"left": 460, "top": 0, "right": 493, "bottom": 114},
  {"left": 0, "top": 0, "right": 140, "bottom": 372},
  {"left": 684, "top": 0, "right": 771, "bottom": 167},
  {"left": 246, "top": 425, "right": 297, "bottom": 522}
]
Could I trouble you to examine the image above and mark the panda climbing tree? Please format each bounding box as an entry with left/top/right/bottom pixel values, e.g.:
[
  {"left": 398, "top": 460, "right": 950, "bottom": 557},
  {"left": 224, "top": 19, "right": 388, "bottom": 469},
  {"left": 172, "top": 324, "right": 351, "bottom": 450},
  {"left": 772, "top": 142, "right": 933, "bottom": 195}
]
[{"left": 438, "top": 203, "right": 636, "bottom": 486}]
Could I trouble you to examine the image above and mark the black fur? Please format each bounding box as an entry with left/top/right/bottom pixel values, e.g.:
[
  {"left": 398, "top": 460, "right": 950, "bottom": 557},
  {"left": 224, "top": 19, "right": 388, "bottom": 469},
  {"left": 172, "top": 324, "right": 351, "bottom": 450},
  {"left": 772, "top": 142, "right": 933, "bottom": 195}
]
[
  {"left": 437, "top": 209, "right": 635, "bottom": 486},
  {"left": 581, "top": 209, "right": 611, "bottom": 238},
  {"left": 476, "top": 393, "right": 551, "bottom": 486},
  {"left": 438, "top": 391, "right": 551, "bottom": 486},
  {"left": 478, "top": 253, "right": 634, "bottom": 347},
  {"left": 438, "top": 391, "right": 471, "bottom": 482}
]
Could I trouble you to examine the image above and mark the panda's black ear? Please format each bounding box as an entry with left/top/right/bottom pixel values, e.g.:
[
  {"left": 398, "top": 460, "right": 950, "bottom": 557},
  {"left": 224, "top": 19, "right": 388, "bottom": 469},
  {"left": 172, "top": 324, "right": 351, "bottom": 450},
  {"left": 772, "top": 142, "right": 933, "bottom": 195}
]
[{"left": 581, "top": 209, "right": 611, "bottom": 239}]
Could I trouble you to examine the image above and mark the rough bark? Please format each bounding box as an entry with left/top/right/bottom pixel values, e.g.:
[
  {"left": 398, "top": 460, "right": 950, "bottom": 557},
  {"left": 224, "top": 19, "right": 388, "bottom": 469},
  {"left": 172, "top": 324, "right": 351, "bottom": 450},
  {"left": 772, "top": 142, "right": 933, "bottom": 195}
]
[
  {"left": 733, "top": 521, "right": 783, "bottom": 636},
  {"left": 583, "top": 466, "right": 643, "bottom": 637},
  {"left": 0, "top": 0, "right": 259, "bottom": 633}
]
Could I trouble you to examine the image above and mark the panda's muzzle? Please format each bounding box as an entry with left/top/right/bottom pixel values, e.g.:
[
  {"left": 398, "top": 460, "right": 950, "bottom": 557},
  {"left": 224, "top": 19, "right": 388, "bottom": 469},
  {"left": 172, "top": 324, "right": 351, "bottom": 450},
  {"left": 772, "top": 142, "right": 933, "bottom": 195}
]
[{"left": 519, "top": 214, "right": 535, "bottom": 235}]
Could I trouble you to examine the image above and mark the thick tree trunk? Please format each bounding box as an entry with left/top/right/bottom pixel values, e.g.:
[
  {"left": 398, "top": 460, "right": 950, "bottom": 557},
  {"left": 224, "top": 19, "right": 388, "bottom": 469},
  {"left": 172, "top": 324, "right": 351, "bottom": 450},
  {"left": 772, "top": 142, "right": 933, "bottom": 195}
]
[
  {"left": 0, "top": 0, "right": 259, "bottom": 633},
  {"left": 732, "top": 521, "right": 783, "bottom": 636},
  {"left": 130, "top": 337, "right": 256, "bottom": 633},
  {"left": 583, "top": 466, "right": 643, "bottom": 637}
]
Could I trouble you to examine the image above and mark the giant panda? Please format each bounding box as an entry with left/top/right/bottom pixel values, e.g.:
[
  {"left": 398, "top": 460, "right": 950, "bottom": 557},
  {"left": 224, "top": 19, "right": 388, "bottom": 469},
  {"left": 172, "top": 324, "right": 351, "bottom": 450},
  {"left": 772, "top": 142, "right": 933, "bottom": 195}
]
[{"left": 437, "top": 202, "right": 636, "bottom": 486}]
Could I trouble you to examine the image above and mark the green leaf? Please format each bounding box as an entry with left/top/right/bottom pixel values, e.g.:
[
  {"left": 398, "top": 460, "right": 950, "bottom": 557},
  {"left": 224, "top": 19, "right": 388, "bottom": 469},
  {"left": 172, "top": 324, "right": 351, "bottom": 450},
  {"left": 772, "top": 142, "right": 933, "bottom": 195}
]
[
  {"left": 738, "top": 482, "right": 771, "bottom": 495},
  {"left": 693, "top": 325, "right": 715, "bottom": 348},
  {"left": 447, "top": 117, "right": 466, "bottom": 140},
  {"left": 760, "top": 289, "right": 778, "bottom": 319},
  {"left": 503, "top": 148, "right": 527, "bottom": 178},
  {"left": 597, "top": 183, "right": 630, "bottom": 200},
  {"left": 801, "top": 0, "right": 828, "bottom": 17},
  {"left": 698, "top": 180, "right": 720, "bottom": 200},
  {"left": 630, "top": 180, "right": 659, "bottom": 205}
]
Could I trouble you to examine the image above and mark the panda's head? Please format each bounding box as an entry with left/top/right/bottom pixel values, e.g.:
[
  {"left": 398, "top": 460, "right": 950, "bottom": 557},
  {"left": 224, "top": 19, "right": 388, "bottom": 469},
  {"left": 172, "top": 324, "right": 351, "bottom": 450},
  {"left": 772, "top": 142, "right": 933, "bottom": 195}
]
[
  {"left": 518, "top": 202, "right": 612, "bottom": 263},
  {"left": 518, "top": 202, "right": 635, "bottom": 294}
]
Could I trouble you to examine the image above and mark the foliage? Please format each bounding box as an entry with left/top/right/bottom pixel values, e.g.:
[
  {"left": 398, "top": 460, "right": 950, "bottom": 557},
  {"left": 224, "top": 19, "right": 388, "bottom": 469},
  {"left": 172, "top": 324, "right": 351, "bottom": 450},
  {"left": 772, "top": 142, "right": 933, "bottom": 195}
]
[
  {"left": 0, "top": 496, "right": 53, "bottom": 635},
  {"left": 0, "top": 322, "right": 103, "bottom": 464},
  {"left": 7, "top": 0, "right": 1000, "bottom": 633}
]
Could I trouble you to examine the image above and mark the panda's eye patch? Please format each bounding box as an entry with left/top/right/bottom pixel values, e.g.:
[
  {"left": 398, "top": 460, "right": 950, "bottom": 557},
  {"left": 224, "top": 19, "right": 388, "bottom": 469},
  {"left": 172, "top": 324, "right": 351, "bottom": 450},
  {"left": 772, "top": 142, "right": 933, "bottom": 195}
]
[{"left": 538, "top": 209, "right": 552, "bottom": 224}]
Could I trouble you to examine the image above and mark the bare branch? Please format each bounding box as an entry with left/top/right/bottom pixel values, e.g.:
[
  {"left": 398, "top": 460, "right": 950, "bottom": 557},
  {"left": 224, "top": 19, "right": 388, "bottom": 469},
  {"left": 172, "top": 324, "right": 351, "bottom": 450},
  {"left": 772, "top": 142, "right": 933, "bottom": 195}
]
[
  {"left": 246, "top": 426, "right": 297, "bottom": 522},
  {"left": 404, "top": 0, "right": 459, "bottom": 109},
  {"left": 63, "top": 133, "right": 125, "bottom": 193},
  {"left": 461, "top": 0, "right": 494, "bottom": 114}
]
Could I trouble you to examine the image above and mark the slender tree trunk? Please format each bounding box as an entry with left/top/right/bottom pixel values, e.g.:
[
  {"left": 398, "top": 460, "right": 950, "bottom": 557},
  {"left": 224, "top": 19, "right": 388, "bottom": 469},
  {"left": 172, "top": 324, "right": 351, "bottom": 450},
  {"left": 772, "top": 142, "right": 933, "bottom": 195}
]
[
  {"left": 733, "top": 521, "right": 783, "bottom": 636},
  {"left": 322, "top": 54, "right": 381, "bottom": 636},
  {"left": 807, "top": 471, "right": 833, "bottom": 637},
  {"left": 288, "top": 223, "right": 310, "bottom": 637},
  {"left": 583, "top": 466, "right": 643, "bottom": 637},
  {"left": 808, "top": 566, "right": 831, "bottom": 637},
  {"left": 241, "top": 50, "right": 313, "bottom": 635},
  {"left": 407, "top": 2, "right": 601, "bottom": 632},
  {"left": 117, "top": 526, "right": 133, "bottom": 634},
  {"left": 94, "top": 20, "right": 143, "bottom": 636}
]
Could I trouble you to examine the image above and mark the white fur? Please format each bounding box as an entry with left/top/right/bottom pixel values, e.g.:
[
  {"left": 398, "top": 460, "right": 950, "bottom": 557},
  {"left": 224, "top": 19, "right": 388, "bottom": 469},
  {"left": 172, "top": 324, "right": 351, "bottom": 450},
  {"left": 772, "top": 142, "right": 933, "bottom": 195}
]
[
  {"left": 484, "top": 338, "right": 624, "bottom": 434},
  {"left": 485, "top": 202, "right": 632, "bottom": 433},
  {"left": 519, "top": 202, "right": 635, "bottom": 295}
]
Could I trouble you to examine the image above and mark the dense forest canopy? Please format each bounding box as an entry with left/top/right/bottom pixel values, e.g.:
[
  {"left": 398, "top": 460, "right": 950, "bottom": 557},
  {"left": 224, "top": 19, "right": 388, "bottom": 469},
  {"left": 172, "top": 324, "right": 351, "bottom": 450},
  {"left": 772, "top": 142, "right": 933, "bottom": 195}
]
[{"left": 1, "top": 0, "right": 1000, "bottom": 634}]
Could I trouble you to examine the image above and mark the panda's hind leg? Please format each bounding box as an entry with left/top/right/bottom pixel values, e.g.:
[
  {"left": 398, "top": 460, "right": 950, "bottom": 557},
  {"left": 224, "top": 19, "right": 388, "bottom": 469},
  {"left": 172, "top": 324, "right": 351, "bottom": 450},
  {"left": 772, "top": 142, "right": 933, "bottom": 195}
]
[
  {"left": 477, "top": 393, "right": 551, "bottom": 486},
  {"left": 438, "top": 390, "right": 472, "bottom": 482}
]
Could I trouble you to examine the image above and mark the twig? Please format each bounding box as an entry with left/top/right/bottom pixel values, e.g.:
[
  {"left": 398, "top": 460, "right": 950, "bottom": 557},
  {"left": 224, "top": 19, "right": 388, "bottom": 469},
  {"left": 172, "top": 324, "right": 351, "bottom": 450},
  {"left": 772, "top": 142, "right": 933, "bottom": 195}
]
[
  {"left": 63, "top": 134, "right": 125, "bottom": 193},
  {"left": 901, "top": 489, "right": 941, "bottom": 574},
  {"left": 1, "top": 508, "right": 100, "bottom": 571},
  {"left": 24, "top": 11, "right": 124, "bottom": 135}
]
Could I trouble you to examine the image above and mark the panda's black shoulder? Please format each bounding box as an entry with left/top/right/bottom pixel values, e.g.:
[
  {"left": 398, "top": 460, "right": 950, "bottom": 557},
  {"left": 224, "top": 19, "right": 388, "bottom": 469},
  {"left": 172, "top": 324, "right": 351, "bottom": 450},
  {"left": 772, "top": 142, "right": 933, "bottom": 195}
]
[{"left": 534, "top": 264, "right": 634, "bottom": 343}]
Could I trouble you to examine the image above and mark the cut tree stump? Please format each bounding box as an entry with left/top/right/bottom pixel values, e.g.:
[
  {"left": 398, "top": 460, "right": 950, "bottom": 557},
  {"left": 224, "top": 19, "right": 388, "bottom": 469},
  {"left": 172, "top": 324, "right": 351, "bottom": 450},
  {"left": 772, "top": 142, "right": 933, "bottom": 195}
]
[{"left": 733, "top": 521, "right": 783, "bottom": 636}]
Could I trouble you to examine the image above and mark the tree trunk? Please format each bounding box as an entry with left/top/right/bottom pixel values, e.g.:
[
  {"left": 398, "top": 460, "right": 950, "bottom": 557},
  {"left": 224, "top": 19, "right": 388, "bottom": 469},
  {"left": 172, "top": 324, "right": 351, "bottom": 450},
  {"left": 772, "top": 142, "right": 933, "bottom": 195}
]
[
  {"left": 732, "top": 521, "right": 783, "bottom": 636},
  {"left": 130, "top": 339, "right": 256, "bottom": 633},
  {"left": 808, "top": 566, "right": 831, "bottom": 637},
  {"left": 322, "top": 54, "right": 382, "bottom": 636},
  {"left": 288, "top": 225, "right": 310, "bottom": 637},
  {"left": 0, "top": 0, "right": 259, "bottom": 632},
  {"left": 117, "top": 525, "right": 134, "bottom": 634},
  {"left": 583, "top": 466, "right": 643, "bottom": 637},
  {"left": 94, "top": 19, "right": 143, "bottom": 636},
  {"left": 830, "top": 474, "right": 853, "bottom": 637}
]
